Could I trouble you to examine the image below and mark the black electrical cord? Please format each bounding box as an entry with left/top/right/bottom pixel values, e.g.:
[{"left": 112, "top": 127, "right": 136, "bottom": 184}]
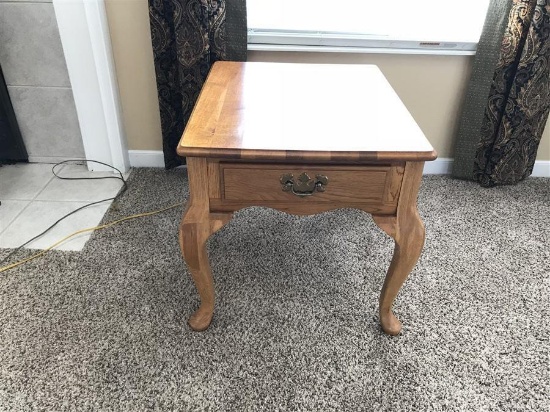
[{"left": 0, "top": 159, "right": 128, "bottom": 264}]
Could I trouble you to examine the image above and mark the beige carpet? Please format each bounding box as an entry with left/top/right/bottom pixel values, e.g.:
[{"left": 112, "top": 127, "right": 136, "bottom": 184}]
[{"left": 0, "top": 168, "right": 548, "bottom": 411}]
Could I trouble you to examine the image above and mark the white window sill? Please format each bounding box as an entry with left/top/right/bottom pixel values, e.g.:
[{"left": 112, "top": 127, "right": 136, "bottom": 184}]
[
  {"left": 247, "top": 31, "right": 478, "bottom": 56},
  {"left": 248, "top": 43, "right": 476, "bottom": 56}
]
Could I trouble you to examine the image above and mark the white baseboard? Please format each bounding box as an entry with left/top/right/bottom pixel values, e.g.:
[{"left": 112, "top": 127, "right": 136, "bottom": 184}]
[
  {"left": 423, "top": 158, "right": 550, "bottom": 177},
  {"left": 128, "top": 150, "right": 165, "bottom": 168},
  {"left": 532, "top": 160, "right": 550, "bottom": 177},
  {"left": 423, "top": 158, "right": 454, "bottom": 174},
  {"left": 126, "top": 151, "right": 550, "bottom": 177}
]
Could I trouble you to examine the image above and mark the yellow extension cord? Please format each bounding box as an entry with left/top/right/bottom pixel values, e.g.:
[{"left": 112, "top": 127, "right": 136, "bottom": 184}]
[{"left": 0, "top": 203, "right": 183, "bottom": 273}]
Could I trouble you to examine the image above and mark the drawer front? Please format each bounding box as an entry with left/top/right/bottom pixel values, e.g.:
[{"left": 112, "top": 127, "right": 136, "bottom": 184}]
[{"left": 219, "top": 163, "right": 403, "bottom": 206}]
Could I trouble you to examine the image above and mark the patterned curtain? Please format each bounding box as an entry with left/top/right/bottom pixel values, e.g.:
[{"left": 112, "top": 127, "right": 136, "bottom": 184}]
[
  {"left": 453, "top": 0, "right": 550, "bottom": 186},
  {"left": 148, "top": 0, "right": 247, "bottom": 169}
]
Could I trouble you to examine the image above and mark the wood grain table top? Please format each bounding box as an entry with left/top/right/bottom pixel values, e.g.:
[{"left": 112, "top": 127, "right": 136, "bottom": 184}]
[{"left": 178, "top": 61, "right": 437, "bottom": 162}]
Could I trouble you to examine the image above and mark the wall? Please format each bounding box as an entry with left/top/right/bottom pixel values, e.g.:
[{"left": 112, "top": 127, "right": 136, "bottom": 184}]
[
  {"left": 103, "top": 1, "right": 550, "bottom": 161},
  {"left": 104, "top": 0, "right": 162, "bottom": 152},
  {"left": 249, "top": 52, "right": 472, "bottom": 159},
  {"left": 0, "top": 0, "right": 84, "bottom": 162},
  {"left": 249, "top": 51, "right": 550, "bottom": 161}
]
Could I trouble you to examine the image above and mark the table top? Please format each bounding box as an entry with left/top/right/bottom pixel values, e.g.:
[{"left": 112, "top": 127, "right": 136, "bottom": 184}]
[{"left": 178, "top": 62, "right": 437, "bottom": 162}]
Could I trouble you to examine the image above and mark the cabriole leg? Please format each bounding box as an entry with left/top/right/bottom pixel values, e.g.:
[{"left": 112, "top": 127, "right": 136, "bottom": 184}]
[{"left": 372, "top": 161, "right": 425, "bottom": 335}]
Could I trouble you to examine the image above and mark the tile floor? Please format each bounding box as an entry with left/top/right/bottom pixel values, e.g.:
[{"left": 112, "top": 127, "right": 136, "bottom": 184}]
[{"left": 0, "top": 163, "right": 127, "bottom": 251}]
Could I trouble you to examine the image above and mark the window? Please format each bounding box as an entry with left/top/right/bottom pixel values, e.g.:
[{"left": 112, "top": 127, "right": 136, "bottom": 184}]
[{"left": 247, "top": 0, "right": 491, "bottom": 55}]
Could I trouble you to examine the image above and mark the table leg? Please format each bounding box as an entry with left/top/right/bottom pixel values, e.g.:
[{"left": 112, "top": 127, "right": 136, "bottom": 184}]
[
  {"left": 372, "top": 161, "right": 425, "bottom": 335},
  {"left": 179, "top": 213, "right": 231, "bottom": 331},
  {"left": 179, "top": 157, "right": 232, "bottom": 331}
]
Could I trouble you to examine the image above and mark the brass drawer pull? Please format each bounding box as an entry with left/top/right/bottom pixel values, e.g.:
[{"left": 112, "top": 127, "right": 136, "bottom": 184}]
[{"left": 280, "top": 172, "right": 328, "bottom": 197}]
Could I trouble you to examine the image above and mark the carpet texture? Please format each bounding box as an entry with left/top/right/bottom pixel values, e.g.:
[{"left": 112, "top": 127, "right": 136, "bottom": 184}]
[{"left": 1, "top": 169, "right": 549, "bottom": 411}]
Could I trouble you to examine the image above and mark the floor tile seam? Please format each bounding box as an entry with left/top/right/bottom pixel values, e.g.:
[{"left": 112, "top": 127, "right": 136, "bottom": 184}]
[
  {"left": 34, "top": 167, "right": 126, "bottom": 202},
  {"left": 37, "top": 165, "right": 124, "bottom": 202},
  {"left": 6, "top": 85, "right": 72, "bottom": 90},
  {"left": 0, "top": 196, "right": 35, "bottom": 201},
  {"left": 0, "top": 163, "right": 59, "bottom": 232},
  {"left": 31, "top": 164, "right": 65, "bottom": 201},
  {"left": 0, "top": 164, "right": 115, "bottom": 250},
  {"left": 21, "top": 200, "right": 114, "bottom": 251},
  {"left": 0, "top": 200, "right": 32, "bottom": 237},
  {"left": 1, "top": 199, "right": 113, "bottom": 237},
  {"left": 2, "top": 200, "right": 113, "bottom": 251},
  {"left": 30, "top": 198, "right": 117, "bottom": 204}
]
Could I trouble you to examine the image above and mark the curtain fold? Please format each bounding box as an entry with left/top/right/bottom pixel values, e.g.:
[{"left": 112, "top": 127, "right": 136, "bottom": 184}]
[
  {"left": 148, "top": 0, "right": 247, "bottom": 169},
  {"left": 452, "top": 0, "right": 550, "bottom": 186}
]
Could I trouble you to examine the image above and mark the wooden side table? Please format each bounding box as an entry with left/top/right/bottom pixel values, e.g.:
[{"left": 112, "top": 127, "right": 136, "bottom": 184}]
[{"left": 177, "top": 62, "right": 437, "bottom": 335}]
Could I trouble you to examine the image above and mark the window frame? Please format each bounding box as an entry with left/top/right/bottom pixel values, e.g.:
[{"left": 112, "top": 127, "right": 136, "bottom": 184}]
[{"left": 246, "top": 0, "right": 490, "bottom": 56}]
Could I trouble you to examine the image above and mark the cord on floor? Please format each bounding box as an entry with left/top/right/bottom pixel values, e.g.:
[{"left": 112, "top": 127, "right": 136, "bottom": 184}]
[
  {"left": 0, "top": 159, "right": 127, "bottom": 265},
  {"left": 0, "top": 202, "right": 183, "bottom": 273}
]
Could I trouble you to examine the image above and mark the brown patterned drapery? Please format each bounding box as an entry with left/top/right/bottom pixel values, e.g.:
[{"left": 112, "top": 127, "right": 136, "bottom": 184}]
[
  {"left": 148, "top": 0, "right": 247, "bottom": 169},
  {"left": 453, "top": 0, "right": 550, "bottom": 186}
]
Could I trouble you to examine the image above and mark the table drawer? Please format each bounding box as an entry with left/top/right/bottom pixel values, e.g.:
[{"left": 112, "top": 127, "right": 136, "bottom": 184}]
[{"left": 219, "top": 163, "right": 404, "bottom": 205}]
